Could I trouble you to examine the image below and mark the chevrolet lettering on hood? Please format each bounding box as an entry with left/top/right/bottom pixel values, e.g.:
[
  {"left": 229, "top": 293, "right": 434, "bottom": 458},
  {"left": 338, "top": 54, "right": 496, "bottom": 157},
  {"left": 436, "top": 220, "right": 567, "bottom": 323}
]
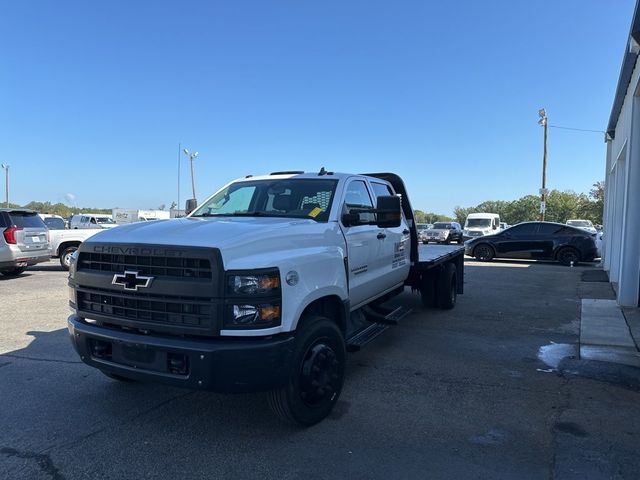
[{"left": 93, "top": 245, "right": 185, "bottom": 257}]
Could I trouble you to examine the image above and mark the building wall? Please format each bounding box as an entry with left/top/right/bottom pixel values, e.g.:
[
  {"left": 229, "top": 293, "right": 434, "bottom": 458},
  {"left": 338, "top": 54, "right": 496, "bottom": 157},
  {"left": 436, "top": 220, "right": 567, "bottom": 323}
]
[{"left": 604, "top": 55, "right": 640, "bottom": 307}]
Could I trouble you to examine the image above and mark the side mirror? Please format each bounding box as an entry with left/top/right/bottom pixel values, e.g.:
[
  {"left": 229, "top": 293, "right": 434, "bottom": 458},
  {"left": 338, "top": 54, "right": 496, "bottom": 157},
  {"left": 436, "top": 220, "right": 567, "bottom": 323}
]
[
  {"left": 185, "top": 198, "right": 198, "bottom": 215},
  {"left": 375, "top": 195, "right": 401, "bottom": 228},
  {"left": 341, "top": 212, "right": 361, "bottom": 227},
  {"left": 493, "top": 225, "right": 497, "bottom": 230}
]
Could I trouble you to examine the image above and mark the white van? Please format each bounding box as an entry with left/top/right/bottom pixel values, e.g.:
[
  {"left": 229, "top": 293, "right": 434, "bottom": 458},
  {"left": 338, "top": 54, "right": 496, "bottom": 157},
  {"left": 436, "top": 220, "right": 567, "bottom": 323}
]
[
  {"left": 463, "top": 213, "right": 500, "bottom": 240},
  {"left": 69, "top": 214, "right": 118, "bottom": 229}
]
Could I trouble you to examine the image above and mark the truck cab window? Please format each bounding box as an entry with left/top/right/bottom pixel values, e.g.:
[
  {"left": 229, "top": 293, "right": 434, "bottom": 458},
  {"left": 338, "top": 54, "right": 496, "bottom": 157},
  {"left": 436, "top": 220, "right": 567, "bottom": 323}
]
[{"left": 343, "top": 180, "right": 375, "bottom": 224}]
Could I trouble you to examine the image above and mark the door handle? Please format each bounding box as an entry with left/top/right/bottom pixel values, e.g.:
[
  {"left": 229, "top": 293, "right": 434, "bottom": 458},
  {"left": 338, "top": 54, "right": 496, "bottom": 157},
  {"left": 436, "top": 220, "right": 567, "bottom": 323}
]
[
  {"left": 402, "top": 229, "right": 410, "bottom": 234},
  {"left": 377, "top": 232, "right": 387, "bottom": 240}
]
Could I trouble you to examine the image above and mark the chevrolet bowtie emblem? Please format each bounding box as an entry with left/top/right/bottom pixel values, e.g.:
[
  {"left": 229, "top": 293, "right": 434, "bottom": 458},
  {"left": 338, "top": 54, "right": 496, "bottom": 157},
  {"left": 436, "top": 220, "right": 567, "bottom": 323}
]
[{"left": 112, "top": 271, "right": 154, "bottom": 291}]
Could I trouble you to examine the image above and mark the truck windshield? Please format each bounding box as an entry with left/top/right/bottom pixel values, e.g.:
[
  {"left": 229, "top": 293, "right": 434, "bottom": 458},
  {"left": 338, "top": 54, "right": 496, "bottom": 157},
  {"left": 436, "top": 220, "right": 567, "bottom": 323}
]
[
  {"left": 191, "top": 179, "right": 338, "bottom": 222},
  {"left": 96, "top": 217, "right": 115, "bottom": 224},
  {"left": 433, "top": 223, "right": 452, "bottom": 229},
  {"left": 466, "top": 219, "right": 492, "bottom": 228}
]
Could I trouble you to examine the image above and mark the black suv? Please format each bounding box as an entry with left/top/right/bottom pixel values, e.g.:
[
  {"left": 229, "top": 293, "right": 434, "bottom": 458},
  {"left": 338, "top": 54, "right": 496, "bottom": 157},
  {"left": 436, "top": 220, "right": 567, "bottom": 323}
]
[{"left": 464, "top": 221, "right": 598, "bottom": 265}]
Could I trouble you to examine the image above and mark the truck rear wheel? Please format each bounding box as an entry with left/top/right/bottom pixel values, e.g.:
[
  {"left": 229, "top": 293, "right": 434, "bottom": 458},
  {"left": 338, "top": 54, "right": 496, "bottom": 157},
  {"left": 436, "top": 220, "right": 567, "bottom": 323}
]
[
  {"left": 267, "top": 316, "right": 345, "bottom": 426},
  {"left": 436, "top": 263, "right": 457, "bottom": 309}
]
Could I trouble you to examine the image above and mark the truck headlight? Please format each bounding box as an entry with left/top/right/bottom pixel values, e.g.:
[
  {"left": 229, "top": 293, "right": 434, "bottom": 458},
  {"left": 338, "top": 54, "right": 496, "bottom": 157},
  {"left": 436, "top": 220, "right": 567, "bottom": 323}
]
[
  {"left": 224, "top": 268, "right": 281, "bottom": 329},
  {"left": 226, "top": 303, "right": 281, "bottom": 328},
  {"left": 68, "top": 250, "right": 78, "bottom": 279},
  {"left": 226, "top": 270, "right": 280, "bottom": 296}
]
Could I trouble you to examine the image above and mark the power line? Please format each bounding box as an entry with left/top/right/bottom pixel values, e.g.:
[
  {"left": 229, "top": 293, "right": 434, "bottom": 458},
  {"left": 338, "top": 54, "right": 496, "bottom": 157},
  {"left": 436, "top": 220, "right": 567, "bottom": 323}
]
[{"left": 548, "top": 125, "right": 605, "bottom": 134}]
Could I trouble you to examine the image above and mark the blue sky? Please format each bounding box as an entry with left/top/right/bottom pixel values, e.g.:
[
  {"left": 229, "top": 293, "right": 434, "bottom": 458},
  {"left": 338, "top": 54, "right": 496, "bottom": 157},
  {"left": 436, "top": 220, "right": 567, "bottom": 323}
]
[{"left": 0, "top": 0, "right": 634, "bottom": 215}]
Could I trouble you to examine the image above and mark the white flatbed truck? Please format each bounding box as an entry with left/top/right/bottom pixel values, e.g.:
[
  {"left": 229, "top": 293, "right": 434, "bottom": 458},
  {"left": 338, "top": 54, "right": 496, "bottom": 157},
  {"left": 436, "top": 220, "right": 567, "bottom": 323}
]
[{"left": 67, "top": 171, "right": 465, "bottom": 425}]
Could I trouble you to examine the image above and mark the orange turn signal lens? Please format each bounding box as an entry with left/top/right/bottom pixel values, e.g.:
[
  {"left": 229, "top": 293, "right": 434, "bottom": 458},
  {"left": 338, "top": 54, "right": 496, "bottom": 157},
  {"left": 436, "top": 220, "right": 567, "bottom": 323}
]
[
  {"left": 259, "top": 305, "right": 281, "bottom": 321},
  {"left": 259, "top": 276, "right": 280, "bottom": 290}
]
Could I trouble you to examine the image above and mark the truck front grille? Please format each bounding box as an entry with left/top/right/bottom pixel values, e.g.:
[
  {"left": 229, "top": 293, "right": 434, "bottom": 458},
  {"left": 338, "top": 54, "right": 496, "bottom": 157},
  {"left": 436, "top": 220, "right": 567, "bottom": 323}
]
[
  {"left": 78, "top": 252, "right": 211, "bottom": 279},
  {"left": 77, "top": 287, "right": 215, "bottom": 332}
]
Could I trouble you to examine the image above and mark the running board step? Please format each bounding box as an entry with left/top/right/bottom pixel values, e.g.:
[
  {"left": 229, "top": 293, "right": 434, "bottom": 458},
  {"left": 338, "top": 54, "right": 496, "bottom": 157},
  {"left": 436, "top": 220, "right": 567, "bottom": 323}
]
[
  {"left": 362, "top": 305, "right": 412, "bottom": 325},
  {"left": 346, "top": 323, "right": 389, "bottom": 352}
]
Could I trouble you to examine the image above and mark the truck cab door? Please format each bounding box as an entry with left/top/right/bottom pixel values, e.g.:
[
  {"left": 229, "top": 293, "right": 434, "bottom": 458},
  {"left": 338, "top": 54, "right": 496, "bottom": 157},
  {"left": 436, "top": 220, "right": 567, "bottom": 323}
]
[
  {"left": 369, "top": 181, "right": 410, "bottom": 289},
  {"left": 340, "top": 179, "right": 384, "bottom": 309}
]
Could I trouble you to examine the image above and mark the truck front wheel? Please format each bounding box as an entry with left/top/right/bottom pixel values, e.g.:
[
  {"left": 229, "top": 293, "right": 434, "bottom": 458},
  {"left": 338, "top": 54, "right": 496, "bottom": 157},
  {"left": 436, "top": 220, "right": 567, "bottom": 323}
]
[
  {"left": 267, "top": 316, "right": 345, "bottom": 426},
  {"left": 59, "top": 246, "right": 78, "bottom": 271}
]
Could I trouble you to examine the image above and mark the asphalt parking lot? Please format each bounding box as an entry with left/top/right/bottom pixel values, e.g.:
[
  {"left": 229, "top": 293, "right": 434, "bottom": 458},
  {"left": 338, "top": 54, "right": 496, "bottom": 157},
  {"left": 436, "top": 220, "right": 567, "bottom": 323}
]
[{"left": 2, "top": 259, "right": 640, "bottom": 479}]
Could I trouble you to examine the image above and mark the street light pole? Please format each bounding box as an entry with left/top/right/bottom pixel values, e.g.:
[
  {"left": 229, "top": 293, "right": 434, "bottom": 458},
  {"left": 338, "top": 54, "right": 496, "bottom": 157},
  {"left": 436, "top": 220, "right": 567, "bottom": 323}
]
[
  {"left": 1, "top": 163, "right": 9, "bottom": 207},
  {"left": 538, "top": 109, "right": 548, "bottom": 221},
  {"left": 177, "top": 142, "right": 181, "bottom": 212},
  {"left": 182, "top": 149, "right": 199, "bottom": 200}
]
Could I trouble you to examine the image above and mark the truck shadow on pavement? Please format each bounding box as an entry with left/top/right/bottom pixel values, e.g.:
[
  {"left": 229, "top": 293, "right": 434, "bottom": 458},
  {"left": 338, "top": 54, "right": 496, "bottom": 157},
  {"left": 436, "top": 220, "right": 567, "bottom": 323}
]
[{"left": 0, "top": 328, "right": 344, "bottom": 441}]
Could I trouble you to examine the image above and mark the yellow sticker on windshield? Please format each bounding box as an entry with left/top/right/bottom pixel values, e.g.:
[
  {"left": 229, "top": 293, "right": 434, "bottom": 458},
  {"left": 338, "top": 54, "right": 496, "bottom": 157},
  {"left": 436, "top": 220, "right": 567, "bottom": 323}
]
[{"left": 309, "top": 207, "right": 322, "bottom": 218}]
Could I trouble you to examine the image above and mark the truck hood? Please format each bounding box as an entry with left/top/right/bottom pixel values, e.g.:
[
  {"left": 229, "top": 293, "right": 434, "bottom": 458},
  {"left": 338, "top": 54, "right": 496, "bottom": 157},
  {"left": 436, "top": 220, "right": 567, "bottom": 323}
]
[{"left": 82, "top": 216, "right": 343, "bottom": 268}]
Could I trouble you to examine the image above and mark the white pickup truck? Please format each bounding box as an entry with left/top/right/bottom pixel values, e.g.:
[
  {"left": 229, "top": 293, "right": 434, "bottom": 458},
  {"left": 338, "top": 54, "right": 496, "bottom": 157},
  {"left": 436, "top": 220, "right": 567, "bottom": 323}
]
[
  {"left": 50, "top": 229, "right": 101, "bottom": 270},
  {"left": 67, "top": 171, "right": 465, "bottom": 425}
]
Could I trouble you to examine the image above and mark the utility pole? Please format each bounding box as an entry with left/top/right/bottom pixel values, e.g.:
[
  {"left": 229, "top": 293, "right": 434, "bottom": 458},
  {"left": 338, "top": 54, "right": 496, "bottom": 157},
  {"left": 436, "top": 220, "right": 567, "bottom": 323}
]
[
  {"left": 538, "top": 109, "right": 548, "bottom": 221},
  {"left": 182, "top": 149, "right": 199, "bottom": 200},
  {"left": 177, "top": 142, "right": 181, "bottom": 211},
  {"left": 1, "top": 164, "right": 9, "bottom": 207}
]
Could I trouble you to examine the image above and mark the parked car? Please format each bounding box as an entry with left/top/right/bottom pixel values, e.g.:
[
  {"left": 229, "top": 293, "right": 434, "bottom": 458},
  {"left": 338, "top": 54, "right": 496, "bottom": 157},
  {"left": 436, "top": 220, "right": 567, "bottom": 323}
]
[
  {"left": 499, "top": 222, "right": 509, "bottom": 230},
  {"left": 0, "top": 208, "right": 52, "bottom": 276},
  {"left": 422, "top": 222, "right": 464, "bottom": 244},
  {"left": 464, "top": 221, "right": 598, "bottom": 265},
  {"left": 70, "top": 214, "right": 118, "bottom": 229},
  {"left": 566, "top": 219, "right": 598, "bottom": 235},
  {"left": 416, "top": 223, "right": 433, "bottom": 242}
]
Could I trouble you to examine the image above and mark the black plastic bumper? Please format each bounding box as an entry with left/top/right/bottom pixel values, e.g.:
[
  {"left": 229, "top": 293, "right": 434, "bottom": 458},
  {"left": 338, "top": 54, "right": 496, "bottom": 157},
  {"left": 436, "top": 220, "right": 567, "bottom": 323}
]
[{"left": 68, "top": 315, "right": 295, "bottom": 393}]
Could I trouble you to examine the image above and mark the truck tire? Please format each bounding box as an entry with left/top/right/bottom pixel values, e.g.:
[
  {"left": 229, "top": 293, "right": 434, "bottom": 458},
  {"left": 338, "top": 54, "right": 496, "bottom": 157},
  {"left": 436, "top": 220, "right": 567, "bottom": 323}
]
[
  {"left": 436, "top": 263, "right": 457, "bottom": 309},
  {"left": 267, "top": 316, "right": 345, "bottom": 426},
  {"left": 420, "top": 273, "right": 437, "bottom": 308},
  {"left": 59, "top": 246, "right": 78, "bottom": 271},
  {"left": 1, "top": 267, "right": 27, "bottom": 277}
]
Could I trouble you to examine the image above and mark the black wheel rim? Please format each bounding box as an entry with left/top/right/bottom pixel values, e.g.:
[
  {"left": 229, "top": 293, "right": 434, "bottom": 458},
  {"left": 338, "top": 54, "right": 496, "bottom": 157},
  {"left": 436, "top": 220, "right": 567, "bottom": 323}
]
[
  {"left": 561, "top": 250, "right": 578, "bottom": 264},
  {"left": 299, "top": 341, "right": 340, "bottom": 408},
  {"left": 477, "top": 246, "right": 491, "bottom": 260}
]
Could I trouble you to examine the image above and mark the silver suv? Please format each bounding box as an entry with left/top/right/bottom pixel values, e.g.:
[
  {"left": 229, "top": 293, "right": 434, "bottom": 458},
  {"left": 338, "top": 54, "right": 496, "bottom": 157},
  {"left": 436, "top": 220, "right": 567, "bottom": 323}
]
[{"left": 0, "top": 208, "right": 52, "bottom": 276}]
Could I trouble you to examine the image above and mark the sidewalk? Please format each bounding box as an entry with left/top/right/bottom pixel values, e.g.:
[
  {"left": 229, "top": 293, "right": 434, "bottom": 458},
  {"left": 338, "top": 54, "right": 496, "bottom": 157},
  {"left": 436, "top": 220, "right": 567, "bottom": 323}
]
[{"left": 579, "top": 270, "right": 640, "bottom": 368}]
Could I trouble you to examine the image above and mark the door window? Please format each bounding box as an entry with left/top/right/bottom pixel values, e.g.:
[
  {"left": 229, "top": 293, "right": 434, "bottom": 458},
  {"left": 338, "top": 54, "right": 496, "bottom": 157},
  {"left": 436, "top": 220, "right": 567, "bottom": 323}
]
[
  {"left": 537, "top": 223, "right": 564, "bottom": 235},
  {"left": 343, "top": 180, "right": 375, "bottom": 223},
  {"left": 507, "top": 223, "right": 538, "bottom": 236},
  {"left": 370, "top": 182, "right": 394, "bottom": 199}
]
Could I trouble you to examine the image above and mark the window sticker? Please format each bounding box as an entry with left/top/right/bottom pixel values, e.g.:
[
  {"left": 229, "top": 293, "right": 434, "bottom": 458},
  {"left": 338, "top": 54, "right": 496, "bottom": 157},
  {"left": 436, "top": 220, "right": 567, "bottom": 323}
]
[{"left": 309, "top": 207, "right": 323, "bottom": 218}]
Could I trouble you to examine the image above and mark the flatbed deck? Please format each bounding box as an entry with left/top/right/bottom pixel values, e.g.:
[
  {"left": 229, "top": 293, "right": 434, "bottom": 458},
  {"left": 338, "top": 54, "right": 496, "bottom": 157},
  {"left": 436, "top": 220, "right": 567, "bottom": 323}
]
[{"left": 417, "top": 244, "right": 465, "bottom": 267}]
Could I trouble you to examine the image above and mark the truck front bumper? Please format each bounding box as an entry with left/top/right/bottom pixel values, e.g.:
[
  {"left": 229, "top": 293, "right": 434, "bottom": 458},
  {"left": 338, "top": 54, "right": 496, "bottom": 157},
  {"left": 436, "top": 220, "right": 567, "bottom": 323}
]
[{"left": 68, "top": 315, "right": 295, "bottom": 393}]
